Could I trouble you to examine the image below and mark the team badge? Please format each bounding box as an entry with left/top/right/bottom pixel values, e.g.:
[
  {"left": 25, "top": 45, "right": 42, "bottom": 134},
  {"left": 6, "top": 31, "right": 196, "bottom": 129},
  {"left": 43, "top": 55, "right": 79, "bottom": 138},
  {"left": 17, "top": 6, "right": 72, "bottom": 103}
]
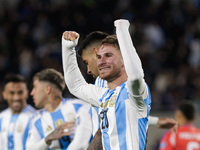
[
  {"left": 109, "top": 94, "right": 117, "bottom": 107},
  {"left": 55, "top": 119, "right": 63, "bottom": 127},
  {"left": 67, "top": 113, "right": 75, "bottom": 122}
]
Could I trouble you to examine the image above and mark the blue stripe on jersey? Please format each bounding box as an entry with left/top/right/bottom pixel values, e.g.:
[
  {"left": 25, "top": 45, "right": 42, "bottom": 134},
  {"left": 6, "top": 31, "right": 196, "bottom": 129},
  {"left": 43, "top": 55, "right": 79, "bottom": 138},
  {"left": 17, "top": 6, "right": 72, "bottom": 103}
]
[
  {"left": 35, "top": 119, "right": 44, "bottom": 138},
  {"left": 138, "top": 84, "right": 151, "bottom": 150},
  {"left": 23, "top": 118, "right": 31, "bottom": 150},
  {"left": 89, "top": 107, "right": 92, "bottom": 119},
  {"left": 8, "top": 114, "right": 19, "bottom": 150},
  {"left": 101, "top": 89, "right": 116, "bottom": 149},
  {"left": 115, "top": 84, "right": 128, "bottom": 150},
  {"left": 72, "top": 103, "right": 82, "bottom": 113},
  {"left": 138, "top": 118, "right": 148, "bottom": 150},
  {"left": 51, "top": 109, "right": 69, "bottom": 150},
  {"left": 144, "top": 84, "right": 151, "bottom": 116}
]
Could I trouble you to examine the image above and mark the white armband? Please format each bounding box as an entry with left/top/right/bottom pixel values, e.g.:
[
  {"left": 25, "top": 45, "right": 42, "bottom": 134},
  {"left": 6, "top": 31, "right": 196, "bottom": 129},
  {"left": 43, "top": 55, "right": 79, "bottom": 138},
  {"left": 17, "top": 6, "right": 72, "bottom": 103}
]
[{"left": 148, "top": 116, "right": 159, "bottom": 126}]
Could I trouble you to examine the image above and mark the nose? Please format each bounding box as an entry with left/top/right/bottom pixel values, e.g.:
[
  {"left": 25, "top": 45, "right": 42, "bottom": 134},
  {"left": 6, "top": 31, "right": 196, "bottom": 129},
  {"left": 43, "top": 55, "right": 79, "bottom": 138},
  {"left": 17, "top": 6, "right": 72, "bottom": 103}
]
[
  {"left": 13, "top": 94, "right": 20, "bottom": 101},
  {"left": 97, "top": 56, "right": 106, "bottom": 68},
  {"left": 30, "top": 89, "right": 34, "bottom": 96},
  {"left": 87, "top": 65, "right": 92, "bottom": 75}
]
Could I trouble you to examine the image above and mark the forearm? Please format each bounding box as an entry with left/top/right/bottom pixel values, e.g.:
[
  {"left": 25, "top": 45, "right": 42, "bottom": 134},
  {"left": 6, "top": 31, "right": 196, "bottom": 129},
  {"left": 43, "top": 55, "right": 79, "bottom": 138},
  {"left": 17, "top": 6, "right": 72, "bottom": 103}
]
[
  {"left": 26, "top": 138, "right": 49, "bottom": 150},
  {"left": 87, "top": 128, "right": 103, "bottom": 150},
  {"left": 115, "top": 20, "right": 147, "bottom": 97},
  {"left": 62, "top": 34, "right": 105, "bottom": 107}
]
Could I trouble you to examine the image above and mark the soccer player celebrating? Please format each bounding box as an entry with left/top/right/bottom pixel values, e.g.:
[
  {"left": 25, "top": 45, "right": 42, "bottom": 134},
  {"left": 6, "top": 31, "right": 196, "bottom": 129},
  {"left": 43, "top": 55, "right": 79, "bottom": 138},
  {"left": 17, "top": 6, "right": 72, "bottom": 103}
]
[
  {"left": 0, "top": 74, "right": 37, "bottom": 150},
  {"left": 77, "top": 31, "right": 177, "bottom": 149},
  {"left": 62, "top": 19, "right": 151, "bottom": 149},
  {"left": 26, "top": 68, "right": 92, "bottom": 150},
  {"left": 159, "top": 102, "right": 200, "bottom": 150}
]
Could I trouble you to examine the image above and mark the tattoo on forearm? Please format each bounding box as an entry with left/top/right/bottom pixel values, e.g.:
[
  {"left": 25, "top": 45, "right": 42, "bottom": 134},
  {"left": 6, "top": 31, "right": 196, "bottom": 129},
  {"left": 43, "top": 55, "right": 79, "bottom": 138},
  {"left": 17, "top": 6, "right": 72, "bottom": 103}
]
[{"left": 87, "top": 128, "right": 103, "bottom": 150}]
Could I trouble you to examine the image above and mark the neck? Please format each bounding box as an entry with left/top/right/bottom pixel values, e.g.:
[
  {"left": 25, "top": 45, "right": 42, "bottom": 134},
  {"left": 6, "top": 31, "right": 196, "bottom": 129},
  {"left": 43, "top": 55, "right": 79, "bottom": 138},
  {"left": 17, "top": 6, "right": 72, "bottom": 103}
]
[
  {"left": 44, "top": 96, "right": 62, "bottom": 113},
  {"left": 107, "top": 73, "right": 127, "bottom": 90},
  {"left": 11, "top": 104, "right": 27, "bottom": 114},
  {"left": 179, "top": 120, "right": 193, "bottom": 127}
]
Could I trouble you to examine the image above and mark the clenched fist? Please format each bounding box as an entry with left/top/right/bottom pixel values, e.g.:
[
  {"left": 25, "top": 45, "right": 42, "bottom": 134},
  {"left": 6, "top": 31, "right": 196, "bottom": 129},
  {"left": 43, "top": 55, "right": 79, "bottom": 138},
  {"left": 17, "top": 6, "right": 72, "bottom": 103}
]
[{"left": 63, "top": 31, "right": 79, "bottom": 41}]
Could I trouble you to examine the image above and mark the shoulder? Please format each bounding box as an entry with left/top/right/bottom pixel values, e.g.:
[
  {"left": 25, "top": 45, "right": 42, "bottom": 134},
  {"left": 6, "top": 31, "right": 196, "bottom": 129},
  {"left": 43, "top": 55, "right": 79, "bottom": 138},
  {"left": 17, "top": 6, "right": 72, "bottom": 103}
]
[
  {"left": 30, "top": 110, "right": 44, "bottom": 126},
  {"left": 23, "top": 105, "right": 38, "bottom": 117},
  {"left": 0, "top": 108, "right": 11, "bottom": 118}
]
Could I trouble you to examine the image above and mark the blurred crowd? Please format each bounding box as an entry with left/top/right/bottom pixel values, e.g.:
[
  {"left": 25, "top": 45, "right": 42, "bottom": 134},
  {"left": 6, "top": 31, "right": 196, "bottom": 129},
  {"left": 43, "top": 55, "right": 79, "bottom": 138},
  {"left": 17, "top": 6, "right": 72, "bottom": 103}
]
[{"left": 0, "top": 0, "right": 200, "bottom": 111}]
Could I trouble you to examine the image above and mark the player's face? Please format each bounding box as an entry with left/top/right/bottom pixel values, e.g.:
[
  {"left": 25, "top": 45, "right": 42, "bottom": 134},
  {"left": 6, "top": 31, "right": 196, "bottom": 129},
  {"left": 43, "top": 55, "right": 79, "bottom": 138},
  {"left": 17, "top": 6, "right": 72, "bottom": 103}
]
[
  {"left": 31, "top": 79, "right": 46, "bottom": 109},
  {"left": 97, "top": 44, "right": 124, "bottom": 82},
  {"left": 3, "top": 82, "right": 28, "bottom": 114},
  {"left": 82, "top": 47, "right": 99, "bottom": 79}
]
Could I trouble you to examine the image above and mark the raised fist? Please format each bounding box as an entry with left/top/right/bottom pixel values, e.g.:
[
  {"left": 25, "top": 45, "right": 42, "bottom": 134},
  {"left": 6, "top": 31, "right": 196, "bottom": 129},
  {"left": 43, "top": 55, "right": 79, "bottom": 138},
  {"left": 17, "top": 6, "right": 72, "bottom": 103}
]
[{"left": 63, "top": 31, "right": 79, "bottom": 41}]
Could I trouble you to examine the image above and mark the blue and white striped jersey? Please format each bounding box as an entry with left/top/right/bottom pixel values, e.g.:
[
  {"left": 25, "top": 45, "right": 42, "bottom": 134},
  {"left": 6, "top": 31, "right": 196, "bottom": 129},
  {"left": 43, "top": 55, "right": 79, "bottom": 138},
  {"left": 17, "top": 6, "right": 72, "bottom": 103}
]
[
  {"left": 100, "top": 82, "right": 151, "bottom": 150},
  {"left": 0, "top": 105, "right": 37, "bottom": 150},
  {"left": 26, "top": 98, "right": 92, "bottom": 150}
]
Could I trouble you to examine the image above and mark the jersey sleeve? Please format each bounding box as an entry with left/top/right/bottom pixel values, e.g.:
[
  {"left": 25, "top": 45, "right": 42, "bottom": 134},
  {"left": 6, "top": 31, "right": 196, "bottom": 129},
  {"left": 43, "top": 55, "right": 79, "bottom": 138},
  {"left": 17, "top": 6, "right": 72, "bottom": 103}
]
[
  {"left": 159, "top": 131, "right": 174, "bottom": 150},
  {"left": 67, "top": 104, "right": 92, "bottom": 150},
  {"left": 62, "top": 32, "right": 107, "bottom": 107},
  {"left": 114, "top": 19, "right": 148, "bottom": 108},
  {"left": 26, "top": 118, "right": 49, "bottom": 150}
]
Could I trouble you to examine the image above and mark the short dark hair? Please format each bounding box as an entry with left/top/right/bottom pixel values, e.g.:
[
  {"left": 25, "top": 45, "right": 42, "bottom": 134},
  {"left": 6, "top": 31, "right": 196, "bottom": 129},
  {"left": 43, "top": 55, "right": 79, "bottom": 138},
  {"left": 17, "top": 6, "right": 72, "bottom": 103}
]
[
  {"left": 178, "top": 102, "right": 196, "bottom": 121},
  {"left": 33, "top": 68, "right": 65, "bottom": 92},
  {"left": 100, "top": 34, "right": 120, "bottom": 50},
  {"left": 78, "top": 31, "right": 109, "bottom": 57},
  {"left": 3, "top": 73, "right": 27, "bottom": 89}
]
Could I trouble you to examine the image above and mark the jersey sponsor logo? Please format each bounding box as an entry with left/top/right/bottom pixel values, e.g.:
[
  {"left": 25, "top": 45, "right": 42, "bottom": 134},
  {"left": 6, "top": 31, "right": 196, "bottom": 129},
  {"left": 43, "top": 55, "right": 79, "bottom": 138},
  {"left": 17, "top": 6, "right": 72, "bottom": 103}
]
[
  {"left": 179, "top": 132, "right": 200, "bottom": 140},
  {"left": 45, "top": 125, "right": 53, "bottom": 133}
]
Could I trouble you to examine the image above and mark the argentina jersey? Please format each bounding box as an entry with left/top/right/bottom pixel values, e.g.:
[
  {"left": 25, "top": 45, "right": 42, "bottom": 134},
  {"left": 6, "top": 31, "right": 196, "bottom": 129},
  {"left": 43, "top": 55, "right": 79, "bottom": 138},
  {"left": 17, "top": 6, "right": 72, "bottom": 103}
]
[
  {"left": 0, "top": 105, "right": 37, "bottom": 150},
  {"left": 89, "top": 77, "right": 108, "bottom": 136},
  {"left": 98, "top": 81, "right": 151, "bottom": 150},
  {"left": 26, "top": 98, "right": 92, "bottom": 150}
]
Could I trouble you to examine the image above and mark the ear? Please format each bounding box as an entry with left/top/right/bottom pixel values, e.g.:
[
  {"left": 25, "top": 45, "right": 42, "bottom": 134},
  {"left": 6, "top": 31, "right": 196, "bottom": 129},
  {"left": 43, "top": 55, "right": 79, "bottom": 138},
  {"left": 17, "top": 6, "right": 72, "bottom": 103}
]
[
  {"left": 45, "top": 85, "right": 51, "bottom": 95},
  {"left": 2, "top": 91, "right": 7, "bottom": 101},
  {"left": 93, "top": 47, "right": 98, "bottom": 55}
]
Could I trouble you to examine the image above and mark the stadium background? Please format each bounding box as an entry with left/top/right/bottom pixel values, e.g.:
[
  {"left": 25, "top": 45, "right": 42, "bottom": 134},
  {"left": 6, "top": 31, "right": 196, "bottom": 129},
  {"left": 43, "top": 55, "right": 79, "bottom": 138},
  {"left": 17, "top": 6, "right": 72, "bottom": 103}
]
[{"left": 0, "top": 0, "right": 199, "bottom": 149}]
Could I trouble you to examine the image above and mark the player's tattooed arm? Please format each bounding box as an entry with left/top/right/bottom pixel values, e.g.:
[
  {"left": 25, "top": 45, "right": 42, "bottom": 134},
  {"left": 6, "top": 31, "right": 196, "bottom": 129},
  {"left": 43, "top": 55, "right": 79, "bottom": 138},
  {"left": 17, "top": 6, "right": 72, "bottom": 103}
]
[
  {"left": 87, "top": 128, "right": 103, "bottom": 150},
  {"left": 45, "top": 122, "right": 75, "bottom": 145}
]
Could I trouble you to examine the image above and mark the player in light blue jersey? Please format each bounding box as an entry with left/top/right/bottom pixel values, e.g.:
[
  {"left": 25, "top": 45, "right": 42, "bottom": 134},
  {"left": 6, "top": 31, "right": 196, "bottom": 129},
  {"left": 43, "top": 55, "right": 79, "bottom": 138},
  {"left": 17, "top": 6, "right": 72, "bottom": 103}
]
[
  {"left": 26, "top": 68, "right": 92, "bottom": 150},
  {"left": 0, "top": 73, "right": 37, "bottom": 150},
  {"left": 62, "top": 19, "right": 151, "bottom": 150},
  {"left": 77, "top": 30, "right": 177, "bottom": 149}
]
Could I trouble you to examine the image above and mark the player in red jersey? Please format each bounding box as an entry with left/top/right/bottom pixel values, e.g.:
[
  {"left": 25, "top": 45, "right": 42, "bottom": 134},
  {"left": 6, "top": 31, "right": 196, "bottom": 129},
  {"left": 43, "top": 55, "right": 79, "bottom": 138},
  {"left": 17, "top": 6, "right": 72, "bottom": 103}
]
[{"left": 159, "top": 102, "right": 200, "bottom": 150}]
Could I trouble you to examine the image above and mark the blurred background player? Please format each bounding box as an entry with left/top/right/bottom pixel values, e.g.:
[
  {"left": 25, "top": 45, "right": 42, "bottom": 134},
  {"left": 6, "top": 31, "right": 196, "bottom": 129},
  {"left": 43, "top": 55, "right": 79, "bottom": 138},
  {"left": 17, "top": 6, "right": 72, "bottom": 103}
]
[
  {"left": 26, "top": 68, "right": 92, "bottom": 150},
  {"left": 159, "top": 101, "right": 200, "bottom": 150},
  {"left": 0, "top": 73, "right": 37, "bottom": 150}
]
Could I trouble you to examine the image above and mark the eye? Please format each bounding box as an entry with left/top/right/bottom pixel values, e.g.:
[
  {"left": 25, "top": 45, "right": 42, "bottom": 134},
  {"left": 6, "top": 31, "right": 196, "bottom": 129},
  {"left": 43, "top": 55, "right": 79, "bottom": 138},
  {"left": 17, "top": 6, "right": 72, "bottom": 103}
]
[
  {"left": 106, "top": 53, "right": 112, "bottom": 57},
  {"left": 96, "top": 55, "right": 101, "bottom": 59},
  {"left": 83, "top": 60, "right": 88, "bottom": 65}
]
